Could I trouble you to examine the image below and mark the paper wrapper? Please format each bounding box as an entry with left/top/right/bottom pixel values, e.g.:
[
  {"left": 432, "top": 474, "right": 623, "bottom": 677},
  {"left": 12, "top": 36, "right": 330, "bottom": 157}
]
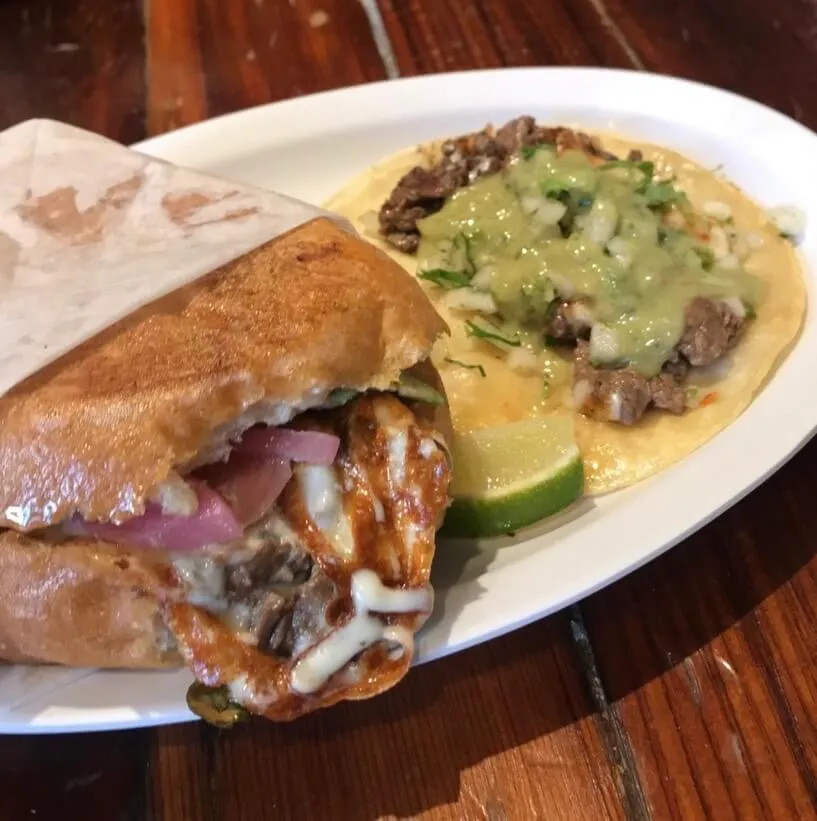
[{"left": 0, "top": 119, "right": 353, "bottom": 396}]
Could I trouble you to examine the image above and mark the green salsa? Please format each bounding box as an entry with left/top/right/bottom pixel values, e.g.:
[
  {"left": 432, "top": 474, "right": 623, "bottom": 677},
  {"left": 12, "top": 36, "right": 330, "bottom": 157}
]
[{"left": 416, "top": 147, "right": 762, "bottom": 377}]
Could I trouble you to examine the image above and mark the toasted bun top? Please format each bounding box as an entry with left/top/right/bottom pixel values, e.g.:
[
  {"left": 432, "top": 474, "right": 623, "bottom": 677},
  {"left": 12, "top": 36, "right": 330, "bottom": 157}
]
[{"left": 0, "top": 218, "right": 447, "bottom": 531}]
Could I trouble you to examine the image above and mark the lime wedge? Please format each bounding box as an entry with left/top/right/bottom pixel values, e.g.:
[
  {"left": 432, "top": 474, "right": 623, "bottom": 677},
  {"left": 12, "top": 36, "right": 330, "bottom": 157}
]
[{"left": 442, "top": 416, "right": 584, "bottom": 538}]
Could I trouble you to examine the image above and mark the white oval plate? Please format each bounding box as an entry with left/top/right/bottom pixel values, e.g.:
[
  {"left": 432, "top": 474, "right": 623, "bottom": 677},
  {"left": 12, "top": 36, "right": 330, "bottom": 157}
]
[{"left": 2, "top": 67, "right": 815, "bottom": 734}]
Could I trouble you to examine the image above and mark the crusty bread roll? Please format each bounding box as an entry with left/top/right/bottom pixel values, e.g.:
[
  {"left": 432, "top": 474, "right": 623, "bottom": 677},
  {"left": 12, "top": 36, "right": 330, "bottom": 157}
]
[{"left": 0, "top": 217, "right": 447, "bottom": 531}]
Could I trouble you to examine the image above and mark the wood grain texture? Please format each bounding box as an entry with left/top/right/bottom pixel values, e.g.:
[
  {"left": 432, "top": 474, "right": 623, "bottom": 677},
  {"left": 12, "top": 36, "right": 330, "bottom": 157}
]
[
  {"left": 0, "top": 0, "right": 145, "bottom": 143},
  {"left": 593, "top": 0, "right": 817, "bottom": 127},
  {"left": 581, "top": 439, "right": 817, "bottom": 820},
  {"left": 145, "top": 0, "right": 388, "bottom": 136},
  {"left": 147, "top": 616, "right": 626, "bottom": 821},
  {"left": 377, "top": 0, "right": 634, "bottom": 74},
  {"left": 0, "top": 729, "right": 148, "bottom": 820}
]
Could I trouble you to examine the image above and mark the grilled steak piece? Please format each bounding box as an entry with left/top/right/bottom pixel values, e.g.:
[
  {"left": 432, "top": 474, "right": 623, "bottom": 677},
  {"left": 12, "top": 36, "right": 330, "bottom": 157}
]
[
  {"left": 545, "top": 301, "right": 594, "bottom": 342},
  {"left": 573, "top": 341, "right": 687, "bottom": 425},
  {"left": 573, "top": 341, "right": 652, "bottom": 425},
  {"left": 649, "top": 373, "right": 687, "bottom": 414},
  {"left": 677, "top": 297, "right": 745, "bottom": 367},
  {"left": 377, "top": 166, "right": 466, "bottom": 253},
  {"left": 378, "top": 118, "right": 613, "bottom": 253}
]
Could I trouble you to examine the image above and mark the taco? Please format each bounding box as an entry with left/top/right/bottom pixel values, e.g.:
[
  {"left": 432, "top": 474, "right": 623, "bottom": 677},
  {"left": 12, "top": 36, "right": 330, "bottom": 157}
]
[{"left": 324, "top": 116, "right": 807, "bottom": 494}]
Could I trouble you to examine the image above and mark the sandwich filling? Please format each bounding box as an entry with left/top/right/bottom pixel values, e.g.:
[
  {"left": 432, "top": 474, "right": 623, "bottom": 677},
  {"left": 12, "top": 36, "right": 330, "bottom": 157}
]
[{"left": 62, "top": 381, "right": 451, "bottom": 723}]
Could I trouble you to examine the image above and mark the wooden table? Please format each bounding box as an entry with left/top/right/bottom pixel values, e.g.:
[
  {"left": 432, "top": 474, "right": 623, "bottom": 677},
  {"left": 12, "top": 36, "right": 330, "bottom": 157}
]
[{"left": 1, "top": 1, "right": 816, "bottom": 819}]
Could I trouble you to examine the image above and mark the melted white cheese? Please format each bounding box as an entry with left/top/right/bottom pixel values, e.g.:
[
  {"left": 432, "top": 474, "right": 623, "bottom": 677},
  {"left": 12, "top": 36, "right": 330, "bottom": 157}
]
[
  {"left": 300, "top": 464, "right": 356, "bottom": 560},
  {"left": 301, "top": 465, "right": 342, "bottom": 530},
  {"left": 386, "top": 430, "right": 408, "bottom": 487},
  {"left": 290, "top": 612, "right": 384, "bottom": 694},
  {"left": 329, "top": 511, "right": 356, "bottom": 561},
  {"left": 228, "top": 672, "right": 276, "bottom": 711},
  {"left": 173, "top": 556, "right": 225, "bottom": 609},
  {"left": 418, "top": 438, "right": 436, "bottom": 459},
  {"left": 351, "top": 568, "right": 432, "bottom": 613},
  {"left": 289, "top": 568, "right": 432, "bottom": 695},
  {"left": 402, "top": 523, "right": 420, "bottom": 554},
  {"left": 371, "top": 494, "right": 386, "bottom": 523},
  {"left": 382, "top": 624, "right": 415, "bottom": 660}
]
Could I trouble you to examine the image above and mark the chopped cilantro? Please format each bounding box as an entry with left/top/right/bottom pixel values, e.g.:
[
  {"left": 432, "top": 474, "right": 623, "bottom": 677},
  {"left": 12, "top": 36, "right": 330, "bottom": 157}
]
[
  {"left": 521, "top": 143, "right": 554, "bottom": 160},
  {"left": 541, "top": 177, "right": 572, "bottom": 199},
  {"left": 601, "top": 159, "right": 687, "bottom": 209},
  {"left": 465, "top": 320, "right": 522, "bottom": 347},
  {"left": 641, "top": 181, "right": 688, "bottom": 210},
  {"left": 444, "top": 357, "right": 487, "bottom": 377},
  {"left": 324, "top": 388, "right": 360, "bottom": 408},
  {"left": 693, "top": 246, "right": 716, "bottom": 270},
  {"left": 601, "top": 159, "right": 655, "bottom": 183},
  {"left": 417, "top": 268, "right": 471, "bottom": 289}
]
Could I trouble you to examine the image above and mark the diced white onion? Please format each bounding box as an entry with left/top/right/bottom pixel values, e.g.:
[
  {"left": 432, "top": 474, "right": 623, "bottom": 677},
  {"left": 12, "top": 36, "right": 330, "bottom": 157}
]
[
  {"left": 431, "top": 336, "right": 451, "bottom": 361},
  {"left": 606, "top": 392, "right": 624, "bottom": 423},
  {"left": 589, "top": 324, "right": 621, "bottom": 365},
  {"left": 582, "top": 199, "right": 618, "bottom": 245},
  {"left": 718, "top": 253, "right": 740, "bottom": 270},
  {"left": 506, "top": 347, "right": 540, "bottom": 374},
  {"left": 521, "top": 194, "right": 542, "bottom": 215},
  {"left": 549, "top": 272, "right": 578, "bottom": 299},
  {"left": 746, "top": 231, "right": 764, "bottom": 250},
  {"left": 443, "top": 288, "right": 499, "bottom": 314},
  {"left": 703, "top": 200, "right": 732, "bottom": 221},
  {"left": 767, "top": 205, "right": 807, "bottom": 240},
  {"left": 572, "top": 379, "right": 593, "bottom": 409},
  {"left": 708, "top": 225, "right": 730, "bottom": 260},
  {"left": 606, "top": 236, "right": 633, "bottom": 267},
  {"left": 521, "top": 195, "right": 567, "bottom": 226},
  {"left": 571, "top": 301, "right": 595, "bottom": 325},
  {"left": 470, "top": 265, "right": 495, "bottom": 291},
  {"left": 719, "top": 296, "right": 747, "bottom": 319},
  {"left": 729, "top": 232, "right": 751, "bottom": 261},
  {"left": 534, "top": 200, "right": 568, "bottom": 226},
  {"left": 359, "top": 210, "right": 380, "bottom": 237}
]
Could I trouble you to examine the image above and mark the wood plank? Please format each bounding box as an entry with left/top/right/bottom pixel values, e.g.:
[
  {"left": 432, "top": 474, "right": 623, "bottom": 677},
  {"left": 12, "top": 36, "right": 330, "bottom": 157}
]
[
  {"left": 581, "top": 440, "right": 817, "bottom": 820},
  {"left": 0, "top": 730, "right": 148, "bottom": 820},
  {"left": 0, "top": 0, "right": 146, "bottom": 142},
  {"left": 145, "top": 0, "right": 388, "bottom": 136},
  {"left": 376, "top": 0, "right": 635, "bottom": 74},
  {"left": 593, "top": 0, "right": 817, "bottom": 126},
  {"left": 146, "top": 615, "right": 627, "bottom": 821}
]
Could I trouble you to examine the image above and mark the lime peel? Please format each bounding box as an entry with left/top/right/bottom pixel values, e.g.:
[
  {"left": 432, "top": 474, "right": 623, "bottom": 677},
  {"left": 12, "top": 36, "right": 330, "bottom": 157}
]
[{"left": 442, "top": 416, "right": 585, "bottom": 538}]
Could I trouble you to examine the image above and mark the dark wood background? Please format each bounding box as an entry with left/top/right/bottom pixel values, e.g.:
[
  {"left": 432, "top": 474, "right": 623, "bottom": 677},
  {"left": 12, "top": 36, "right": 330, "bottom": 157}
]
[{"left": 1, "top": 1, "right": 817, "bottom": 819}]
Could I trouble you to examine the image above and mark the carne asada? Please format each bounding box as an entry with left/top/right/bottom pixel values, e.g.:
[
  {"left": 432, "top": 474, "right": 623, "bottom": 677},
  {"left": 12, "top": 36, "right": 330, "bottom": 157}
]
[{"left": 378, "top": 117, "right": 762, "bottom": 426}]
